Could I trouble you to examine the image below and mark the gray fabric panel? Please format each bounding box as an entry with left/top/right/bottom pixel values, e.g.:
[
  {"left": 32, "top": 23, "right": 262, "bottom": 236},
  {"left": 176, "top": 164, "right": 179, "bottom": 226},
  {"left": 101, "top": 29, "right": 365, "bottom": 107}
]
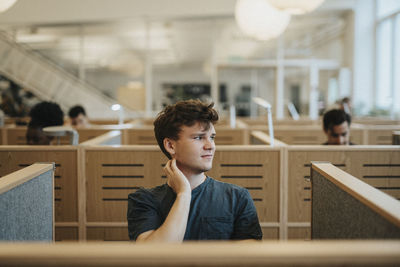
[
  {"left": 0, "top": 170, "right": 53, "bottom": 241},
  {"left": 312, "top": 169, "right": 400, "bottom": 239}
]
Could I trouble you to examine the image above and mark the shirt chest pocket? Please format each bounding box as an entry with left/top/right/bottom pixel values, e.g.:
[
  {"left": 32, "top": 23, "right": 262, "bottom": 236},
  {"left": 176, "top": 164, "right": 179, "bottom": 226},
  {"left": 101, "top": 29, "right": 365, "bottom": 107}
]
[{"left": 199, "top": 217, "right": 233, "bottom": 240}]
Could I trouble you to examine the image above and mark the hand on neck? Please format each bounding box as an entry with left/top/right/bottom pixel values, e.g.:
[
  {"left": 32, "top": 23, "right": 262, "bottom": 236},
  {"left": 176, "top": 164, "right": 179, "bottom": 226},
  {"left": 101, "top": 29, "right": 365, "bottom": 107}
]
[{"left": 175, "top": 161, "right": 206, "bottom": 190}]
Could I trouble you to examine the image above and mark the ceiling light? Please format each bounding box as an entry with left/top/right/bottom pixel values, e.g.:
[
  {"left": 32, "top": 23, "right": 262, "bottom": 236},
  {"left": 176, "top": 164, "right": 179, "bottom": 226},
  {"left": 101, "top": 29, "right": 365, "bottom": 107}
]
[
  {"left": 235, "top": 0, "right": 291, "bottom": 41},
  {"left": 0, "top": 0, "right": 17, "bottom": 13},
  {"left": 111, "top": 104, "right": 121, "bottom": 111},
  {"left": 267, "top": 0, "right": 325, "bottom": 15}
]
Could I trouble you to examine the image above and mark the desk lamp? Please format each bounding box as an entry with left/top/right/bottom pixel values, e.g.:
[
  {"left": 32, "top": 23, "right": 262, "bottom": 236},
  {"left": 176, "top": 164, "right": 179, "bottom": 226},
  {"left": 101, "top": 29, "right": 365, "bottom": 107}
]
[
  {"left": 253, "top": 97, "right": 274, "bottom": 147},
  {"left": 43, "top": 126, "right": 79, "bottom": 145}
]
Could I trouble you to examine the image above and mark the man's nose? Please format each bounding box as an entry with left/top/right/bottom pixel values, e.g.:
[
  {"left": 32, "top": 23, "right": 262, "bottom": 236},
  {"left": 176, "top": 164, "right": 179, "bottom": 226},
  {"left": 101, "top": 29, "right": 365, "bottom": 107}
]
[{"left": 204, "top": 138, "right": 214, "bottom": 149}]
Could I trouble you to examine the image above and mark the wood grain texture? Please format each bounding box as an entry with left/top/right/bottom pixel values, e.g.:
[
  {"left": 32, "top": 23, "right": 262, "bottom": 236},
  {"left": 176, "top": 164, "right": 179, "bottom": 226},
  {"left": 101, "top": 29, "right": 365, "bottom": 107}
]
[
  {"left": 288, "top": 227, "right": 311, "bottom": 240},
  {"left": 85, "top": 148, "right": 166, "bottom": 222},
  {"left": 0, "top": 241, "right": 399, "bottom": 266}
]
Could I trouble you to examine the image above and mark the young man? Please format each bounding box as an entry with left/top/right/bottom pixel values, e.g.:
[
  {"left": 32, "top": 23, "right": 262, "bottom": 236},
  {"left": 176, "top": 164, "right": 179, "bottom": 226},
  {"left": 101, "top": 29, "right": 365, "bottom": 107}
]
[
  {"left": 68, "top": 105, "right": 89, "bottom": 127},
  {"left": 322, "top": 109, "right": 353, "bottom": 145},
  {"left": 26, "top": 101, "right": 64, "bottom": 145},
  {"left": 127, "top": 99, "right": 262, "bottom": 242}
]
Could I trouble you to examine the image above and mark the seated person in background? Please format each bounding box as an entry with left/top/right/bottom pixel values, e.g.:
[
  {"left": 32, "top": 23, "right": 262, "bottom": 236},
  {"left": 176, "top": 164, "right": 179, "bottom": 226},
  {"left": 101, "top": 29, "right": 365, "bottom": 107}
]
[
  {"left": 127, "top": 99, "right": 262, "bottom": 242},
  {"left": 68, "top": 105, "right": 89, "bottom": 127},
  {"left": 323, "top": 109, "right": 354, "bottom": 145},
  {"left": 26, "top": 101, "right": 64, "bottom": 145}
]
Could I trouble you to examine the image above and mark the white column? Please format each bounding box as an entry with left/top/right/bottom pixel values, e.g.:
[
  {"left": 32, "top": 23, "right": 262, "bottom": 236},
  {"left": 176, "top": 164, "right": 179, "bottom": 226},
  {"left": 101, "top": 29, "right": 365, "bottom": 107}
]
[
  {"left": 211, "top": 64, "right": 219, "bottom": 108},
  {"left": 338, "top": 67, "right": 351, "bottom": 98},
  {"left": 145, "top": 21, "right": 152, "bottom": 117},
  {"left": 78, "top": 25, "right": 85, "bottom": 81},
  {"left": 309, "top": 62, "right": 319, "bottom": 120},
  {"left": 275, "top": 36, "right": 284, "bottom": 119},
  {"left": 250, "top": 69, "right": 258, "bottom": 117}
]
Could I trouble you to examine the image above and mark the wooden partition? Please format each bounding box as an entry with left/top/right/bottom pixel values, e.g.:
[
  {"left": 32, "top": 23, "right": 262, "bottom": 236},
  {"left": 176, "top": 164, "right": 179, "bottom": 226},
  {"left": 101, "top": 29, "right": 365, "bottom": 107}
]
[
  {"left": 83, "top": 145, "right": 281, "bottom": 241},
  {"left": 89, "top": 119, "right": 133, "bottom": 125},
  {"left": 311, "top": 162, "right": 400, "bottom": 239},
  {"left": 247, "top": 122, "right": 400, "bottom": 145},
  {"left": 122, "top": 127, "right": 156, "bottom": 145},
  {"left": 80, "top": 130, "right": 122, "bottom": 146},
  {"left": 394, "top": 131, "right": 400, "bottom": 145},
  {"left": 250, "top": 125, "right": 364, "bottom": 145},
  {"left": 286, "top": 146, "right": 400, "bottom": 239},
  {"left": 1, "top": 241, "right": 400, "bottom": 266},
  {"left": 213, "top": 126, "right": 249, "bottom": 145},
  {"left": 0, "top": 163, "right": 54, "bottom": 241},
  {"left": 241, "top": 117, "right": 320, "bottom": 126},
  {"left": 84, "top": 146, "right": 164, "bottom": 240},
  {"left": 207, "top": 146, "right": 281, "bottom": 238},
  {"left": 2, "top": 126, "right": 30, "bottom": 145},
  {"left": 250, "top": 130, "right": 288, "bottom": 146},
  {"left": 124, "top": 126, "right": 249, "bottom": 145},
  {"left": 1, "top": 126, "right": 125, "bottom": 145},
  {"left": 364, "top": 125, "right": 400, "bottom": 145},
  {"left": 0, "top": 146, "right": 79, "bottom": 241},
  {"left": 3, "top": 116, "right": 30, "bottom": 125},
  {"left": 354, "top": 118, "right": 400, "bottom": 125}
]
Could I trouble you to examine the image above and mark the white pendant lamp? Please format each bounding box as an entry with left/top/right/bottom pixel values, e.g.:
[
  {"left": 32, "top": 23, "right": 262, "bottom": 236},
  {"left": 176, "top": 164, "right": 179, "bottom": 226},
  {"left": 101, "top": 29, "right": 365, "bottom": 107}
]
[
  {"left": 235, "top": 0, "right": 291, "bottom": 41},
  {"left": 0, "top": 0, "right": 17, "bottom": 12},
  {"left": 267, "top": 0, "right": 325, "bottom": 15}
]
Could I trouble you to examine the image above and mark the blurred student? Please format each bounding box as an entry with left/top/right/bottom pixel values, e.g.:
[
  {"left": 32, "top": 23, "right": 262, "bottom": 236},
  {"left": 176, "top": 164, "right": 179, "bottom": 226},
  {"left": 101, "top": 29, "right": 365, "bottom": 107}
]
[
  {"left": 68, "top": 105, "right": 89, "bottom": 127},
  {"left": 323, "top": 109, "right": 354, "bottom": 145},
  {"left": 26, "top": 101, "right": 64, "bottom": 145}
]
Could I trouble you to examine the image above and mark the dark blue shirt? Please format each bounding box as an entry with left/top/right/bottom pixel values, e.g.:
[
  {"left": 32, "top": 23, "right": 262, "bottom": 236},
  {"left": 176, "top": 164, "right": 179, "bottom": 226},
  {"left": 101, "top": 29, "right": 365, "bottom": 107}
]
[{"left": 127, "top": 177, "right": 262, "bottom": 241}]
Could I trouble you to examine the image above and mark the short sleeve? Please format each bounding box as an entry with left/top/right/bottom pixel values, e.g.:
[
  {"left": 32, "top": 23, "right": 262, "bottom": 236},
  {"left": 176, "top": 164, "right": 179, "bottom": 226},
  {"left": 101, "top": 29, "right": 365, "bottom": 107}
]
[
  {"left": 231, "top": 189, "right": 263, "bottom": 240},
  {"left": 127, "top": 189, "right": 162, "bottom": 241}
]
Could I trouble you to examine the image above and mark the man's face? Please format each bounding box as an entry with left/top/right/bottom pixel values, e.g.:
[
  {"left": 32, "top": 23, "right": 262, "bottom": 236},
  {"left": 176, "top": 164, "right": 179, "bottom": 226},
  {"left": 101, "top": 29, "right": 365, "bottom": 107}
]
[
  {"left": 168, "top": 122, "right": 216, "bottom": 176},
  {"left": 325, "top": 121, "right": 350, "bottom": 145},
  {"left": 71, "top": 113, "right": 88, "bottom": 127},
  {"left": 26, "top": 127, "right": 52, "bottom": 145}
]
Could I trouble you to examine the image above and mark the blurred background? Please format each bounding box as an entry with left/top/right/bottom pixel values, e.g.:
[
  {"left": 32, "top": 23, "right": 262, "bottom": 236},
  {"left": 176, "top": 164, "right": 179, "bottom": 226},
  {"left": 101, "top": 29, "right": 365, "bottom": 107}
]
[{"left": 0, "top": 0, "right": 398, "bottom": 119}]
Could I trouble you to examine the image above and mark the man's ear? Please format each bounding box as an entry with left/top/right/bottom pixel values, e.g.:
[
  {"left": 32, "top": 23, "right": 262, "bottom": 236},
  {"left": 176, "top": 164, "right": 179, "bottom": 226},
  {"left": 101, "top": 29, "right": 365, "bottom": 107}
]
[{"left": 163, "top": 138, "right": 176, "bottom": 157}]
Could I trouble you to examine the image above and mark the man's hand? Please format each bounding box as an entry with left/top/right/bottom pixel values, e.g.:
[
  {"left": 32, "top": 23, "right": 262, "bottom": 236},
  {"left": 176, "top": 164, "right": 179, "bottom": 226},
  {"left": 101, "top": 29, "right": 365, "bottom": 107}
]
[
  {"left": 136, "top": 159, "right": 191, "bottom": 242},
  {"left": 164, "top": 159, "right": 191, "bottom": 195}
]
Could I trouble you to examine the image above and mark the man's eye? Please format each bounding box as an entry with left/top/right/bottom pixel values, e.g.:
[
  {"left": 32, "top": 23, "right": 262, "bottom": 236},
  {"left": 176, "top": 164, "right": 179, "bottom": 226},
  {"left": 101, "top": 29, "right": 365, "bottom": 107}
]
[
  {"left": 194, "top": 136, "right": 201, "bottom": 140},
  {"left": 210, "top": 136, "right": 215, "bottom": 140}
]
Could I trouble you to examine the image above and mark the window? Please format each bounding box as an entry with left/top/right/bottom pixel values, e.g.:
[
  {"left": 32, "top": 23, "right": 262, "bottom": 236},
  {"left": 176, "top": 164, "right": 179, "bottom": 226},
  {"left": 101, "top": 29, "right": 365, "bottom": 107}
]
[
  {"left": 394, "top": 15, "right": 400, "bottom": 114},
  {"left": 375, "top": 1, "right": 400, "bottom": 117},
  {"left": 377, "top": 0, "right": 400, "bottom": 19},
  {"left": 376, "top": 19, "right": 392, "bottom": 109}
]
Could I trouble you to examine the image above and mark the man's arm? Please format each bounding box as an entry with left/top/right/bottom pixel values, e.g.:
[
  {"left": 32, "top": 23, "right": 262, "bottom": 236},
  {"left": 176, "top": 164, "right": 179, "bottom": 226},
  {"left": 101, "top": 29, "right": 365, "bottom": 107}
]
[{"left": 136, "top": 159, "right": 191, "bottom": 242}]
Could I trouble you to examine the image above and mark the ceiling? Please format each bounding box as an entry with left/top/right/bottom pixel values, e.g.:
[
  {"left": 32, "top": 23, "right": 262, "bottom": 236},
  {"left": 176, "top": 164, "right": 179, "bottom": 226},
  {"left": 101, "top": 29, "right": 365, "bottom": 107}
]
[{"left": 0, "top": 0, "right": 356, "bottom": 77}]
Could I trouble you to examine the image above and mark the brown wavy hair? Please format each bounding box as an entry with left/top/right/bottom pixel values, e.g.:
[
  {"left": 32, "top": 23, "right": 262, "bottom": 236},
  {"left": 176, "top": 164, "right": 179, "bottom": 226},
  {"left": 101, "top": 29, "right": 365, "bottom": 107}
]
[{"left": 154, "top": 99, "right": 219, "bottom": 159}]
